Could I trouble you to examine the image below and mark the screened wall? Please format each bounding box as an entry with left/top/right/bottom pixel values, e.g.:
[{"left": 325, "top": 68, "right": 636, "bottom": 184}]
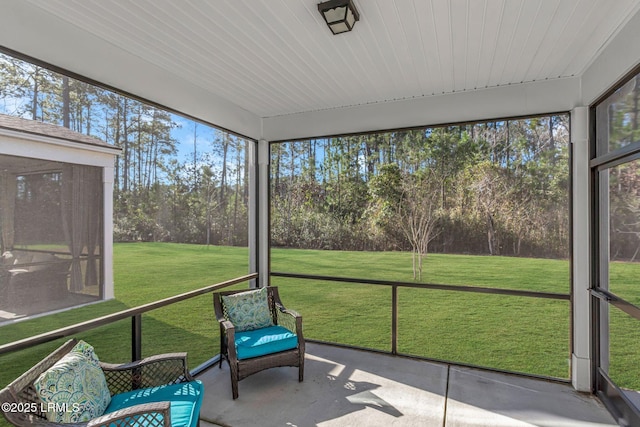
[
  {"left": 592, "top": 66, "right": 640, "bottom": 424},
  {"left": 270, "top": 115, "right": 571, "bottom": 379}
]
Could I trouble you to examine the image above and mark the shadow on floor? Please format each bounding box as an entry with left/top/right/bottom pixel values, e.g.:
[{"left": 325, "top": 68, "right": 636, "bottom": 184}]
[{"left": 197, "top": 343, "right": 617, "bottom": 427}]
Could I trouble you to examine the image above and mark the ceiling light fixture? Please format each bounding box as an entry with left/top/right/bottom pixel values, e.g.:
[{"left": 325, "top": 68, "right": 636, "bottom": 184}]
[{"left": 318, "top": 0, "right": 359, "bottom": 35}]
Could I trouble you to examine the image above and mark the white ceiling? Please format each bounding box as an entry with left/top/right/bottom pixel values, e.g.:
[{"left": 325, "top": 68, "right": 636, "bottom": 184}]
[
  {"left": 14, "top": 0, "right": 640, "bottom": 121},
  {"left": 0, "top": 0, "right": 639, "bottom": 140}
]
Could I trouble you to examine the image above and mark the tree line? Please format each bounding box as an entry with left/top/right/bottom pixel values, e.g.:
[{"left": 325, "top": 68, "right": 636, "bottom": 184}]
[
  {"left": 3, "top": 51, "right": 640, "bottom": 266},
  {"left": 0, "top": 53, "right": 248, "bottom": 246},
  {"left": 271, "top": 118, "right": 571, "bottom": 275}
]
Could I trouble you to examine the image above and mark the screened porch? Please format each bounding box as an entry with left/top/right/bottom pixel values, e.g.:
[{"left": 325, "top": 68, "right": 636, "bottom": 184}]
[{"left": 1, "top": 1, "right": 640, "bottom": 426}]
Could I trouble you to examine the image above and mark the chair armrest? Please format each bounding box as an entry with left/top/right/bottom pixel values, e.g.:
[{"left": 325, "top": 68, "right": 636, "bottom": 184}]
[
  {"left": 217, "top": 319, "right": 238, "bottom": 361},
  {"left": 88, "top": 402, "right": 171, "bottom": 427},
  {"left": 218, "top": 319, "right": 235, "bottom": 332},
  {"left": 101, "top": 353, "right": 193, "bottom": 395},
  {"left": 275, "top": 303, "right": 303, "bottom": 337},
  {"left": 276, "top": 304, "right": 300, "bottom": 317}
]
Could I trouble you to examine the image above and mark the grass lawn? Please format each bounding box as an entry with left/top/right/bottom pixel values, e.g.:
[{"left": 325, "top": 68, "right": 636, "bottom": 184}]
[
  {"left": 270, "top": 250, "right": 572, "bottom": 379},
  {"left": 272, "top": 249, "right": 571, "bottom": 293},
  {"left": 1, "top": 243, "right": 639, "bottom": 396},
  {"left": 0, "top": 243, "right": 250, "bottom": 391}
]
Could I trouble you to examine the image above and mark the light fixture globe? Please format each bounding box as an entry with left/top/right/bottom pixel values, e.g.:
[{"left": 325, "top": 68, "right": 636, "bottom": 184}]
[{"left": 318, "top": 0, "right": 359, "bottom": 35}]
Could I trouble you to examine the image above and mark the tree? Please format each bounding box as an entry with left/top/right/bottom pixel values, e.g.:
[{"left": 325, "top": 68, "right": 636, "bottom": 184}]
[
  {"left": 201, "top": 165, "right": 219, "bottom": 246},
  {"left": 397, "top": 168, "right": 442, "bottom": 280},
  {"left": 367, "top": 163, "right": 405, "bottom": 249}
]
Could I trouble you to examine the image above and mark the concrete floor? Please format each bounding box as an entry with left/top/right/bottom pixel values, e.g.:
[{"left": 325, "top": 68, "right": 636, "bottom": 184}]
[{"left": 196, "top": 343, "right": 618, "bottom": 427}]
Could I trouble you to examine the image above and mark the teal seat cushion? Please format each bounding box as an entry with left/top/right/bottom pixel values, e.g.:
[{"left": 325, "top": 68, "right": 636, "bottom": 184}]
[
  {"left": 103, "top": 381, "right": 203, "bottom": 427},
  {"left": 235, "top": 325, "right": 298, "bottom": 360}
]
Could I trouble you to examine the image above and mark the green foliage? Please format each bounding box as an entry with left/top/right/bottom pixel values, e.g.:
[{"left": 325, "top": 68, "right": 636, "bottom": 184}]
[
  {"left": 271, "top": 116, "right": 570, "bottom": 259},
  {"left": 0, "top": 52, "right": 569, "bottom": 257},
  {"left": 369, "top": 163, "right": 403, "bottom": 202},
  {"left": 0, "top": 53, "right": 250, "bottom": 248},
  {"left": 367, "top": 164, "right": 405, "bottom": 247}
]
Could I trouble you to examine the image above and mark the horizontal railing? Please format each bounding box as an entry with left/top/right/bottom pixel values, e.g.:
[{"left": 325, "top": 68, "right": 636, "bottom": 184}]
[
  {"left": 591, "top": 288, "right": 640, "bottom": 321},
  {"left": 0, "top": 273, "right": 258, "bottom": 363},
  {"left": 272, "top": 271, "right": 570, "bottom": 300},
  {"left": 1, "top": 270, "right": 570, "bottom": 383},
  {"left": 271, "top": 270, "right": 571, "bottom": 381}
]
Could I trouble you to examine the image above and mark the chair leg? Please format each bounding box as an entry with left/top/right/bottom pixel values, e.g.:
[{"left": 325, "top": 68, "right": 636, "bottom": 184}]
[
  {"left": 219, "top": 326, "right": 226, "bottom": 369},
  {"left": 219, "top": 335, "right": 225, "bottom": 369},
  {"left": 230, "top": 363, "right": 239, "bottom": 399},
  {"left": 299, "top": 356, "right": 304, "bottom": 382}
]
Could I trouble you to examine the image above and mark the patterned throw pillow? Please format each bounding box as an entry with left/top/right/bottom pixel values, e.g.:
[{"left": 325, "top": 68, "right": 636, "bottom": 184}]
[
  {"left": 222, "top": 287, "right": 274, "bottom": 332},
  {"left": 34, "top": 341, "right": 111, "bottom": 423}
]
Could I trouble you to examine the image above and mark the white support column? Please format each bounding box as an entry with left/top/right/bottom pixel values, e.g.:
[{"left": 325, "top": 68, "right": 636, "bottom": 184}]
[
  {"left": 257, "top": 139, "right": 270, "bottom": 288},
  {"left": 248, "top": 140, "right": 258, "bottom": 288},
  {"left": 103, "top": 166, "right": 115, "bottom": 300},
  {"left": 571, "top": 106, "right": 591, "bottom": 392}
]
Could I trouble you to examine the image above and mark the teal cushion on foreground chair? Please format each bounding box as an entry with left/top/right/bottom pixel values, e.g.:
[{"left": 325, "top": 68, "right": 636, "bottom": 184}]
[
  {"left": 103, "top": 380, "right": 203, "bottom": 427},
  {"left": 235, "top": 325, "right": 298, "bottom": 360}
]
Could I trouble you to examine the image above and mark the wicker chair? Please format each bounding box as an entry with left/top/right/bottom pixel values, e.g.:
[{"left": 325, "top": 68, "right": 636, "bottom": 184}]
[
  {"left": 0, "top": 339, "right": 202, "bottom": 427},
  {"left": 213, "top": 286, "right": 304, "bottom": 399}
]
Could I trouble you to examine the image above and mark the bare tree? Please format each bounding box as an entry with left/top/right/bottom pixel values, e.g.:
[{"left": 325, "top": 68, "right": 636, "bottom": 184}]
[{"left": 397, "top": 169, "right": 442, "bottom": 280}]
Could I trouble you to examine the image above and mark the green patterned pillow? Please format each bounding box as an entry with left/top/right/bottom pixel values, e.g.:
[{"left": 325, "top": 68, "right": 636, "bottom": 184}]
[
  {"left": 222, "top": 287, "right": 274, "bottom": 332},
  {"left": 34, "top": 341, "right": 111, "bottom": 423}
]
